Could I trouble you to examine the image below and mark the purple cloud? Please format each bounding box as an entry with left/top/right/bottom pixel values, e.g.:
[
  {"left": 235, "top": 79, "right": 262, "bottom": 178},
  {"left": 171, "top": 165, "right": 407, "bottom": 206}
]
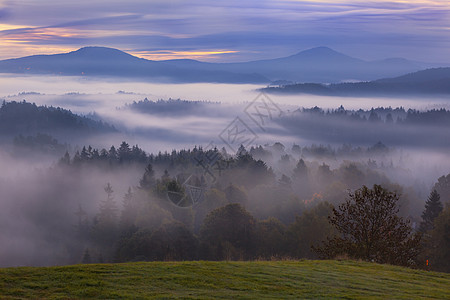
[{"left": 0, "top": 0, "right": 449, "bottom": 63}]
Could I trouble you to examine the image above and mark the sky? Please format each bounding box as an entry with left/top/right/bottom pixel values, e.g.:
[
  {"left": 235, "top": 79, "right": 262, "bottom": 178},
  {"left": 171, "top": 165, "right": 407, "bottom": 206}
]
[{"left": 0, "top": 0, "right": 449, "bottom": 63}]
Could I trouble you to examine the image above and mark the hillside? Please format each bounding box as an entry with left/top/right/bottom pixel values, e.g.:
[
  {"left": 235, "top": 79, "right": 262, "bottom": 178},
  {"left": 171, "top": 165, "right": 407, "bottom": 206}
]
[
  {"left": 263, "top": 67, "right": 450, "bottom": 96},
  {"left": 0, "top": 100, "right": 115, "bottom": 142},
  {"left": 0, "top": 260, "right": 448, "bottom": 299}
]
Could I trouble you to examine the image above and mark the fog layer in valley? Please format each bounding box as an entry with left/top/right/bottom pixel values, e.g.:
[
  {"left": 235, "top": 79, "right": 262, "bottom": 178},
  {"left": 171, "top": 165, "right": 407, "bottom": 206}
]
[{"left": 0, "top": 75, "right": 449, "bottom": 266}]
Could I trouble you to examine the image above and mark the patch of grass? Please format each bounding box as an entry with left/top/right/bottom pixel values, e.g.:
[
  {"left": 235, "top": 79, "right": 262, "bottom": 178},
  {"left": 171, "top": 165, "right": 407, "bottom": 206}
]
[{"left": 0, "top": 260, "right": 448, "bottom": 299}]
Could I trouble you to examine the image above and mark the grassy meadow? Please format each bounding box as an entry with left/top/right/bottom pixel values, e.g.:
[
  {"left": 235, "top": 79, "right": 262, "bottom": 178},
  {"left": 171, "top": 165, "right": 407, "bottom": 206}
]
[{"left": 0, "top": 260, "right": 449, "bottom": 299}]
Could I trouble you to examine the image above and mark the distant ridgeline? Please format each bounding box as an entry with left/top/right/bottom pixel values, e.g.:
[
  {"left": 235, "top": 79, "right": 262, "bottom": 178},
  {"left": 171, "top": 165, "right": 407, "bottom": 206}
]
[
  {"left": 263, "top": 67, "right": 450, "bottom": 97},
  {"left": 287, "top": 106, "right": 450, "bottom": 125},
  {"left": 0, "top": 100, "right": 116, "bottom": 141}
]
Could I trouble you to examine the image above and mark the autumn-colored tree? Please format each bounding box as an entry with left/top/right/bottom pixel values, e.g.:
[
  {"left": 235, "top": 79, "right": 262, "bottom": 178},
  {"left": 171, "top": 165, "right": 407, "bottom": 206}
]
[
  {"left": 314, "top": 184, "right": 421, "bottom": 267},
  {"left": 224, "top": 184, "right": 248, "bottom": 206}
]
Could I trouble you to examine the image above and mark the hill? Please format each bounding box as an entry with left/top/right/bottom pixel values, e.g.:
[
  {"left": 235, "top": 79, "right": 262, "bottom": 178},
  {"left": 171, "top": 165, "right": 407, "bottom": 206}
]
[
  {"left": 162, "top": 46, "right": 426, "bottom": 83},
  {"left": 0, "top": 100, "right": 115, "bottom": 142},
  {"left": 0, "top": 46, "right": 434, "bottom": 83},
  {"left": 262, "top": 67, "right": 450, "bottom": 96},
  {"left": 0, "top": 47, "right": 268, "bottom": 84},
  {"left": 375, "top": 67, "right": 450, "bottom": 84},
  {"left": 0, "top": 260, "right": 448, "bottom": 299}
]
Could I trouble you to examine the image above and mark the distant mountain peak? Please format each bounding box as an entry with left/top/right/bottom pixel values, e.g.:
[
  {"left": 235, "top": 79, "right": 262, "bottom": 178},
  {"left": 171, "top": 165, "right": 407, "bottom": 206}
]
[
  {"left": 302, "top": 46, "right": 335, "bottom": 53},
  {"left": 0, "top": 45, "right": 436, "bottom": 84},
  {"left": 67, "top": 46, "right": 138, "bottom": 60},
  {"left": 286, "top": 46, "right": 361, "bottom": 63},
  {"left": 72, "top": 46, "right": 124, "bottom": 53},
  {"left": 298, "top": 46, "right": 341, "bottom": 55}
]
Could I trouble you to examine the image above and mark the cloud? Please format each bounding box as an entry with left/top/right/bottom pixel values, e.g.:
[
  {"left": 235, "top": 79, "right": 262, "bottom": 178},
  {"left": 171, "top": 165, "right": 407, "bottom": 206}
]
[{"left": 0, "top": 0, "right": 449, "bottom": 62}]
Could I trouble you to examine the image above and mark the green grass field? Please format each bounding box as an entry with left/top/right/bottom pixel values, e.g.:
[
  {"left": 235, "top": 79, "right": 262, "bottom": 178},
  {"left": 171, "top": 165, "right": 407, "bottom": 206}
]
[{"left": 0, "top": 260, "right": 449, "bottom": 299}]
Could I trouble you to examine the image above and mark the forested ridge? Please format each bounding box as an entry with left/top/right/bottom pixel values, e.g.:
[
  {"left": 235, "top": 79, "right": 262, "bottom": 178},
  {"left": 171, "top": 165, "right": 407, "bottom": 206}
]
[{"left": 0, "top": 100, "right": 115, "bottom": 139}]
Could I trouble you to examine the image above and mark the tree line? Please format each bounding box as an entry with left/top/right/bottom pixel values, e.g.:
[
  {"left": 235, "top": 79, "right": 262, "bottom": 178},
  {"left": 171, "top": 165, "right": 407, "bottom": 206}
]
[{"left": 60, "top": 143, "right": 450, "bottom": 272}]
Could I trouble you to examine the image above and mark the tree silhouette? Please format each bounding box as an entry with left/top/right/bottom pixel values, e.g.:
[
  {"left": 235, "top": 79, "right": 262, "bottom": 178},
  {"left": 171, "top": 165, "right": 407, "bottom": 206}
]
[
  {"left": 314, "top": 184, "right": 421, "bottom": 266},
  {"left": 433, "top": 174, "right": 450, "bottom": 205},
  {"left": 92, "top": 183, "right": 119, "bottom": 254},
  {"left": 293, "top": 159, "right": 308, "bottom": 180},
  {"left": 426, "top": 206, "right": 450, "bottom": 272},
  {"left": 200, "top": 203, "right": 256, "bottom": 260},
  {"left": 139, "top": 163, "right": 155, "bottom": 190},
  {"left": 120, "top": 187, "right": 136, "bottom": 230},
  {"left": 118, "top": 141, "right": 131, "bottom": 163},
  {"left": 100, "top": 183, "right": 118, "bottom": 224},
  {"left": 81, "top": 248, "right": 91, "bottom": 264},
  {"left": 419, "top": 190, "right": 443, "bottom": 233}
]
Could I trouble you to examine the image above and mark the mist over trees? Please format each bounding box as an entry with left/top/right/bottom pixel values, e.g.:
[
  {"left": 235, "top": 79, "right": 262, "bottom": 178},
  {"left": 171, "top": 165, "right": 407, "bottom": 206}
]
[
  {"left": 0, "top": 137, "right": 448, "bottom": 272},
  {"left": 277, "top": 106, "right": 450, "bottom": 149},
  {"left": 123, "top": 98, "right": 222, "bottom": 116},
  {"left": 0, "top": 97, "right": 448, "bottom": 273},
  {"left": 2, "top": 99, "right": 450, "bottom": 156}
]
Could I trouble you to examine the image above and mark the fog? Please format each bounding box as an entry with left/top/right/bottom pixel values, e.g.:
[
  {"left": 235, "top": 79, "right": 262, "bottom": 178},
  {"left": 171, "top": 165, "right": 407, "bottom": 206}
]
[
  {"left": 2, "top": 74, "right": 449, "bottom": 150},
  {"left": 2, "top": 74, "right": 450, "bottom": 110},
  {"left": 0, "top": 74, "right": 449, "bottom": 266}
]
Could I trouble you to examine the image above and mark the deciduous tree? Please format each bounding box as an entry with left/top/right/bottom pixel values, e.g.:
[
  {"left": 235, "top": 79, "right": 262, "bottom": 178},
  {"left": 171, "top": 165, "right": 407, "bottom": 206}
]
[{"left": 314, "top": 184, "right": 421, "bottom": 266}]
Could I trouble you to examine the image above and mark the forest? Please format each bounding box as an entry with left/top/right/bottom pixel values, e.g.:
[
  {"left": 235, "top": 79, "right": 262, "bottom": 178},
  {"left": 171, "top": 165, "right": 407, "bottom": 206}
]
[
  {"left": 67, "top": 143, "right": 450, "bottom": 272},
  {"left": 0, "top": 99, "right": 448, "bottom": 273},
  {"left": 3, "top": 139, "right": 449, "bottom": 271}
]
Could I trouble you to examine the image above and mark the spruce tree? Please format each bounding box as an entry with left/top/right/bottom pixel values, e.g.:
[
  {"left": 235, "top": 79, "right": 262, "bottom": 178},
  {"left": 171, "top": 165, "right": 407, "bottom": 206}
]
[
  {"left": 92, "top": 183, "right": 119, "bottom": 250},
  {"left": 81, "top": 248, "right": 91, "bottom": 264},
  {"left": 419, "top": 190, "right": 443, "bottom": 233},
  {"left": 139, "top": 163, "right": 155, "bottom": 190},
  {"left": 120, "top": 187, "right": 136, "bottom": 229},
  {"left": 293, "top": 159, "right": 308, "bottom": 179}
]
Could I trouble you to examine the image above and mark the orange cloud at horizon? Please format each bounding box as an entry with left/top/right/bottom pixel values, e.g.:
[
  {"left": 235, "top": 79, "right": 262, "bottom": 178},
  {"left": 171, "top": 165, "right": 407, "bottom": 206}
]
[
  {"left": 0, "top": 23, "right": 239, "bottom": 61},
  {"left": 0, "top": 25, "right": 81, "bottom": 59},
  {"left": 129, "top": 50, "right": 240, "bottom": 61},
  {"left": 0, "top": 41, "right": 77, "bottom": 60}
]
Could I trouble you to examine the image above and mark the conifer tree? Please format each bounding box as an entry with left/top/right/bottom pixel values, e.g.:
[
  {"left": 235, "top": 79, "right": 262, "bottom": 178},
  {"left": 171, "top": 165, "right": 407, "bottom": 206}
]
[
  {"left": 139, "top": 163, "right": 156, "bottom": 190},
  {"left": 419, "top": 190, "right": 443, "bottom": 233}
]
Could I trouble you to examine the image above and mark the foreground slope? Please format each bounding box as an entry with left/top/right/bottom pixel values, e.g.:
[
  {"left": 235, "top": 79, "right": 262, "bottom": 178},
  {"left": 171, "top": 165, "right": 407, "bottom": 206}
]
[{"left": 0, "top": 260, "right": 449, "bottom": 299}]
